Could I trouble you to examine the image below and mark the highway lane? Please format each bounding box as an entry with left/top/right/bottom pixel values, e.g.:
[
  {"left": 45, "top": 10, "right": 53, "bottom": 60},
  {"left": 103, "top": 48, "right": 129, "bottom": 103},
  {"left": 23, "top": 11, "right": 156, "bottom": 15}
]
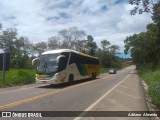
[{"left": 0, "top": 66, "right": 134, "bottom": 119}]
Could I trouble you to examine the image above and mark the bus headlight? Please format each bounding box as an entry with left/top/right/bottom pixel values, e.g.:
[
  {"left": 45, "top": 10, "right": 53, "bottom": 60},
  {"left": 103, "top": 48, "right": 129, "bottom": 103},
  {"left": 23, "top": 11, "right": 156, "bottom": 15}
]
[{"left": 54, "top": 73, "right": 59, "bottom": 78}]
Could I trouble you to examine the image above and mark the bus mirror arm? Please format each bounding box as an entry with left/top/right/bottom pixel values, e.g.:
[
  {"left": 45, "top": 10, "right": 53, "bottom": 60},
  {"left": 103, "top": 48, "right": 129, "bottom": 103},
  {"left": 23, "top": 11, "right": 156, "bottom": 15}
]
[
  {"left": 57, "top": 55, "right": 66, "bottom": 63},
  {"left": 32, "top": 58, "right": 39, "bottom": 66}
]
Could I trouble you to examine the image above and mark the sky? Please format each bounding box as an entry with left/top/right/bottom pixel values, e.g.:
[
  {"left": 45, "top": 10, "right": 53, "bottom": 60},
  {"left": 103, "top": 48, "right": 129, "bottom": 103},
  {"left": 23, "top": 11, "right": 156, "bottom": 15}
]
[{"left": 0, "top": 0, "right": 152, "bottom": 55}]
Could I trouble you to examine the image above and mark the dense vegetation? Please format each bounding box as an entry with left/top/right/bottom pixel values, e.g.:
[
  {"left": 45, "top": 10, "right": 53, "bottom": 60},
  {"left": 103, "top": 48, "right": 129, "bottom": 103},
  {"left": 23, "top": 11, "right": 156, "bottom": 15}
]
[
  {"left": 125, "top": 0, "right": 160, "bottom": 109},
  {"left": 126, "top": 0, "right": 160, "bottom": 69},
  {"left": 0, "top": 24, "right": 125, "bottom": 88},
  {"left": 139, "top": 67, "right": 160, "bottom": 109},
  {"left": 0, "top": 23, "right": 123, "bottom": 69},
  {"left": 0, "top": 69, "right": 35, "bottom": 88}
]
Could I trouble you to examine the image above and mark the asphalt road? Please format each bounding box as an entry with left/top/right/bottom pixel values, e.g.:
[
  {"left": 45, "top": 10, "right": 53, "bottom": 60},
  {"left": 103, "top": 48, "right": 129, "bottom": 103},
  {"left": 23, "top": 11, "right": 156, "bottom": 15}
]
[{"left": 0, "top": 66, "right": 134, "bottom": 120}]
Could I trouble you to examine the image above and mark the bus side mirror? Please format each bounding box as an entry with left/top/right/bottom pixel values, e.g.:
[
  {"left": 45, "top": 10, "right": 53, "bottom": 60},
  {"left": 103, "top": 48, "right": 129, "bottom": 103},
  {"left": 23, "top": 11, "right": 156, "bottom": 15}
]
[
  {"left": 57, "top": 55, "right": 67, "bottom": 71},
  {"left": 57, "top": 55, "right": 66, "bottom": 63},
  {"left": 32, "top": 58, "right": 39, "bottom": 67}
]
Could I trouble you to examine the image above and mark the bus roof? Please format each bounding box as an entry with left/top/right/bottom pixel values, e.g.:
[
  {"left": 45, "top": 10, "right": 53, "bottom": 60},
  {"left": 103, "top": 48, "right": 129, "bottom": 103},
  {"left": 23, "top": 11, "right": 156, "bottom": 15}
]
[{"left": 42, "top": 49, "right": 98, "bottom": 59}]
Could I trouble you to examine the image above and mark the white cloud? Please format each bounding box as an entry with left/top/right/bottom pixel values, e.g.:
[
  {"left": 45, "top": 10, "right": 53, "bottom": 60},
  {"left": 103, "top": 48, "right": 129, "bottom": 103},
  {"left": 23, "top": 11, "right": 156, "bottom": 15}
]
[
  {"left": 117, "top": 4, "right": 152, "bottom": 33},
  {"left": 0, "top": 49, "right": 4, "bottom": 53},
  {"left": 0, "top": 0, "right": 152, "bottom": 52}
]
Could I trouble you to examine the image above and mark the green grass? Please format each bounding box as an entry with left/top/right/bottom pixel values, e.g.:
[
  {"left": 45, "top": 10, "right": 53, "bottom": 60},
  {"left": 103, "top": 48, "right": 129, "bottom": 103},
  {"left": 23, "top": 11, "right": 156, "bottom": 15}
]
[
  {"left": 0, "top": 69, "right": 36, "bottom": 88},
  {"left": 139, "top": 67, "right": 160, "bottom": 109},
  {"left": 99, "top": 67, "right": 109, "bottom": 74}
]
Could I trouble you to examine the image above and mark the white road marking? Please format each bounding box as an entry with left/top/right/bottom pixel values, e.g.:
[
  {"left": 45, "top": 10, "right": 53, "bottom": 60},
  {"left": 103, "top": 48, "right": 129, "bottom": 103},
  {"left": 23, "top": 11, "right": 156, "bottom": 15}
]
[{"left": 73, "top": 70, "right": 132, "bottom": 120}]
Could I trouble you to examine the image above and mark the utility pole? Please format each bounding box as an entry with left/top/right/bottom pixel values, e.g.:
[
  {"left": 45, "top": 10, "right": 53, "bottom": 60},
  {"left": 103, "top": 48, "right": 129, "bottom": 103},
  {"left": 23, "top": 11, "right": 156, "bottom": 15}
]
[{"left": 2, "top": 52, "right": 6, "bottom": 81}]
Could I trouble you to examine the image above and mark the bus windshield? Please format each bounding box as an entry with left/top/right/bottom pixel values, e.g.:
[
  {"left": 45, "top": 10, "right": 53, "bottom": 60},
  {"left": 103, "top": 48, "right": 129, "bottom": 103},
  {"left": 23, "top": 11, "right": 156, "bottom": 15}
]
[{"left": 37, "top": 54, "right": 59, "bottom": 74}]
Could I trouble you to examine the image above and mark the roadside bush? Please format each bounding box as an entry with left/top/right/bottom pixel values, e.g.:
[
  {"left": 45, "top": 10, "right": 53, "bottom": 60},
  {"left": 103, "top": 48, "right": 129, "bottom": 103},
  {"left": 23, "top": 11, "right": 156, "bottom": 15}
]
[
  {"left": 100, "top": 67, "right": 108, "bottom": 73},
  {"left": 140, "top": 68, "right": 160, "bottom": 109},
  {"left": 148, "top": 71, "right": 160, "bottom": 108},
  {"left": 0, "top": 69, "right": 35, "bottom": 88}
]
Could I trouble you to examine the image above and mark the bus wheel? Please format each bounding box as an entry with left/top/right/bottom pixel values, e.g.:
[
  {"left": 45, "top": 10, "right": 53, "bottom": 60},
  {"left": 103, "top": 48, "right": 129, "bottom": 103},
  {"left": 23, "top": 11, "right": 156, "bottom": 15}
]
[
  {"left": 94, "top": 72, "right": 97, "bottom": 78},
  {"left": 92, "top": 73, "right": 95, "bottom": 79},
  {"left": 92, "top": 72, "right": 97, "bottom": 79},
  {"left": 68, "top": 74, "right": 74, "bottom": 85}
]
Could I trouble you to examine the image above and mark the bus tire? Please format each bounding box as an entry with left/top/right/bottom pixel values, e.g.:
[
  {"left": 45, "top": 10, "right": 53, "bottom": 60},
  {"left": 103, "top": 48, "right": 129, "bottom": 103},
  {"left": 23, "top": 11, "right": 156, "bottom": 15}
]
[
  {"left": 94, "top": 72, "right": 97, "bottom": 78},
  {"left": 92, "top": 72, "right": 97, "bottom": 79},
  {"left": 68, "top": 74, "right": 74, "bottom": 85},
  {"left": 91, "top": 73, "right": 95, "bottom": 79}
]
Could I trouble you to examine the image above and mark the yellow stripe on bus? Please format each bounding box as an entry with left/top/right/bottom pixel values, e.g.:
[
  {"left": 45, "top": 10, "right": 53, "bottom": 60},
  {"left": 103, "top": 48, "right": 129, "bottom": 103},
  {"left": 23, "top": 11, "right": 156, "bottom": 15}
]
[{"left": 79, "top": 53, "right": 98, "bottom": 59}]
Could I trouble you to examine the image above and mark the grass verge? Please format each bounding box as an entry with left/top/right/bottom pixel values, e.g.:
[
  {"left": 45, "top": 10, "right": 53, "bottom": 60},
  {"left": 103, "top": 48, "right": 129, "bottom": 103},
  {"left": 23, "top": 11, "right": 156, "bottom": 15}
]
[
  {"left": 99, "top": 67, "right": 108, "bottom": 74},
  {"left": 139, "top": 67, "right": 160, "bottom": 109},
  {"left": 0, "top": 69, "right": 35, "bottom": 88}
]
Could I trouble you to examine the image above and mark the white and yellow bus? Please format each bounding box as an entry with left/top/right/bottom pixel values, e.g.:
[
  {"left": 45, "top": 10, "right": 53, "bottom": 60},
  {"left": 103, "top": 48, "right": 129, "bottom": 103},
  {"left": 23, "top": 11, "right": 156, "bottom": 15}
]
[{"left": 32, "top": 49, "right": 99, "bottom": 84}]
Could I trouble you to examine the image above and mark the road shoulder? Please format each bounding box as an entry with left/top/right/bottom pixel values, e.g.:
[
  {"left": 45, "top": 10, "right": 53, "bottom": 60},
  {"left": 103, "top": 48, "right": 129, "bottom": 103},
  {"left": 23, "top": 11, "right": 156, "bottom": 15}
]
[{"left": 77, "top": 69, "right": 151, "bottom": 120}]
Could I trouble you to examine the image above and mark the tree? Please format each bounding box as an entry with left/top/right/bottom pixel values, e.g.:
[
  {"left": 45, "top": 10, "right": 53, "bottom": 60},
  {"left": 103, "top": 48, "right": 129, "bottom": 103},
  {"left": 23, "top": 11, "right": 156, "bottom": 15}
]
[
  {"left": 73, "top": 40, "right": 88, "bottom": 52},
  {"left": 58, "top": 27, "right": 86, "bottom": 49},
  {"left": 86, "top": 35, "right": 97, "bottom": 56},
  {"left": 96, "top": 39, "right": 121, "bottom": 68},
  {"left": 127, "top": 0, "right": 160, "bottom": 69},
  {"left": 10, "top": 50, "right": 30, "bottom": 69},
  {"left": 13, "top": 37, "right": 32, "bottom": 56},
  {"left": 48, "top": 36, "right": 60, "bottom": 50},
  {"left": 129, "top": 0, "right": 158, "bottom": 15},
  {"left": 152, "top": 1, "right": 160, "bottom": 24},
  {"left": 110, "top": 45, "right": 119, "bottom": 54},
  {"left": 0, "top": 28, "right": 17, "bottom": 58},
  {"left": 34, "top": 42, "right": 47, "bottom": 56},
  {"left": 124, "top": 24, "right": 160, "bottom": 68},
  {"left": 101, "top": 40, "right": 110, "bottom": 52},
  {"left": 129, "top": 0, "right": 160, "bottom": 23},
  {"left": 0, "top": 23, "right": 35, "bottom": 68},
  {"left": 10, "top": 37, "right": 33, "bottom": 68}
]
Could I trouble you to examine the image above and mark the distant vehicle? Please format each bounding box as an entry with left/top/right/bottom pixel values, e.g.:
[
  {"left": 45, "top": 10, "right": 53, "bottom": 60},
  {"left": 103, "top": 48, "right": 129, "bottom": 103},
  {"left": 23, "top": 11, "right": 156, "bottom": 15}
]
[
  {"left": 32, "top": 49, "right": 99, "bottom": 85},
  {"left": 108, "top": 68, "right": 117, "bottom": 74}
]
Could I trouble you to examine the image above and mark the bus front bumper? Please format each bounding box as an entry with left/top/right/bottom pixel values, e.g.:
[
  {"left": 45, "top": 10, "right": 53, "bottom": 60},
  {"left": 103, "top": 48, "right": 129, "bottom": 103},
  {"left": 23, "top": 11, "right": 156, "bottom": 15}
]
[
  {"left": 36, "top": 78, "right": 59, "bottom": 84},
  {"left": 35, "top": 73, "right": 66, "bottom": 84}
]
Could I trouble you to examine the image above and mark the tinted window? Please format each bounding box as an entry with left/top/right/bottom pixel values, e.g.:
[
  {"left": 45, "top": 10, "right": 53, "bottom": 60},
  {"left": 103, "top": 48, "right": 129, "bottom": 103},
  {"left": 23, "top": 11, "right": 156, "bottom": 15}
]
[{"left": 69, "top": 52, "right": 99, "bottom": 65}]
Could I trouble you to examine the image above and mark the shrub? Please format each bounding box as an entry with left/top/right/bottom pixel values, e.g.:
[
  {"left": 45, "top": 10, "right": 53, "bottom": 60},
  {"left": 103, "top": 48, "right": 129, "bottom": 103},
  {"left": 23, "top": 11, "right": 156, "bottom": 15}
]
[
  {"left": 99, "top": 67, "right": 108, "bottom": 73},
  {"left": 140, "top": 68, "right": 160, "bottom": 109},
  {"left": 0, "top": 69, "right": 35, "bottom": 88}
]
